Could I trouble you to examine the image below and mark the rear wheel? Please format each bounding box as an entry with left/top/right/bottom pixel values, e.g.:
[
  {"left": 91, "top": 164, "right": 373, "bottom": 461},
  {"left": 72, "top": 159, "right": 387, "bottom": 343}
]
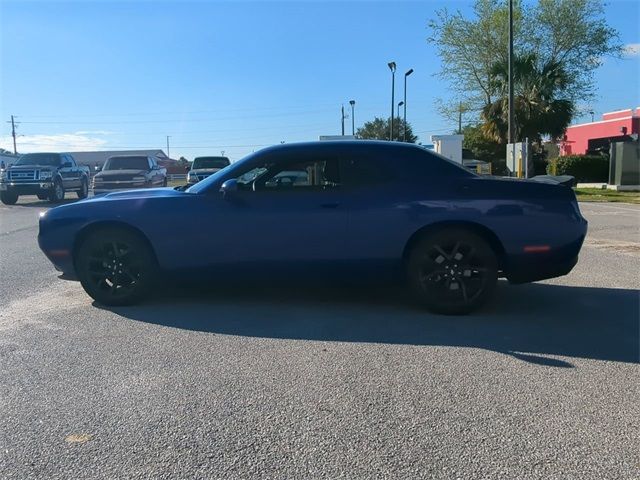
[
  {"left": 77, "top": 178, "right": 89, "bottom": 199},
  {"left": 37, "top": 193, "right": 48, "bottom": 200},
  {"left": 49, "top": 179, "right": 65, "bottom": 203},
  {"left": 0, "top": 191, "right": 18, "bottom": 205},
  {"left": 407, "top": 228, "right": 498, "bottom": 315},
  {"left": 75, "top": 228, "right": 157, "bottom": 306}
]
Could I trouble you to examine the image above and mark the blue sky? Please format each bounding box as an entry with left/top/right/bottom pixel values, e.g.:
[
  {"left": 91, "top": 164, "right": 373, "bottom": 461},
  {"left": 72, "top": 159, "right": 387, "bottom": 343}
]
[{"left": 1, "top": 0, "right": 638, "bottom": 161}]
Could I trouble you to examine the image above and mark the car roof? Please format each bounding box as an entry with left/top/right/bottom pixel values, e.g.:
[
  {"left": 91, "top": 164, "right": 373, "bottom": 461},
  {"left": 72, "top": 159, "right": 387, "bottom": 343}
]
[{"left": 257, "top": 140, "right": 427, "bottom": 155}]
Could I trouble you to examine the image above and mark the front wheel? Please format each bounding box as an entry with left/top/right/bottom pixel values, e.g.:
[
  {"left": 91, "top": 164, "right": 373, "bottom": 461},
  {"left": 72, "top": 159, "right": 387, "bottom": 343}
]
[
  {"left": 0, "top": 191, "right": 18, "bottom": 205},
  {"left": 407, "top": 228, "right": 498, "bottom": 315},
  {"left": 49, "top": 179, "right": 65, "bottom": 203},
  {"left": 75, "top": 228, "right": 157, "bottom": 306},
  {"left": 162, "top": 178, "right": 167, "bottom": 187}
]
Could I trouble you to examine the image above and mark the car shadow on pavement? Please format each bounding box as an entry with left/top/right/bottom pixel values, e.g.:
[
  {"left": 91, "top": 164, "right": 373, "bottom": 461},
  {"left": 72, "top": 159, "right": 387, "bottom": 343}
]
[{"left": 98, "top": 281, "right": 640, "bottom": 367}]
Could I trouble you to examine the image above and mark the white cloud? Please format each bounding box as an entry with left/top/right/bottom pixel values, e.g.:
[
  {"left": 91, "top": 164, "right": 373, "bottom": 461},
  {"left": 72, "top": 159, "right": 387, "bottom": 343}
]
[
  {"left": 623, "top": 43, "right": 640, "bottom": 58},
  {"left": 74, "top": 130, "right": 117, "bottom": 135},
  {"left": 0, "top": 133, "right": 108, "bottom": 153}
]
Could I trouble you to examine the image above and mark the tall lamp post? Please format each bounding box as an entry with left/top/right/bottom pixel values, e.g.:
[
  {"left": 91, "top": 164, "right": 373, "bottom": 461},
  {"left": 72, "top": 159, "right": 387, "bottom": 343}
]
[
  {"left": 397, "top": 101, "right": 404, "bottom": 137},
  {"left": 349, "top": 100, "right": 355, "bottom": 136},
  {"left": 388, "top": 62, "right": 396, "bottom": 141},
  {"left": 403, "top": 69, "right": 413, "bottom": 142}
]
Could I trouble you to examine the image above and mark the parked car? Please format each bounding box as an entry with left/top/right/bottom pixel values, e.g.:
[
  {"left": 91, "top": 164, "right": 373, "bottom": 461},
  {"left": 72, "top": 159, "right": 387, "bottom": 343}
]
[
  {"left": 38, "top": 141, "right": 587, "bottom": 314},
  {"left": 187, "top": 156, "right": 231, "bottom": 184},
  {"left": 93, "top": 155, "right": 167, "bottom": 195},
  {"left": 0, "top": 152, "right": 90, "bottom": 205}
]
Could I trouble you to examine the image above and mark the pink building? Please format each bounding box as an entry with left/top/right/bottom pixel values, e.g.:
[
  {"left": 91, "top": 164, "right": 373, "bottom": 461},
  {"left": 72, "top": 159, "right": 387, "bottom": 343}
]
[{"left": 560, "top": 108, "right": 640, "bottom": 156}]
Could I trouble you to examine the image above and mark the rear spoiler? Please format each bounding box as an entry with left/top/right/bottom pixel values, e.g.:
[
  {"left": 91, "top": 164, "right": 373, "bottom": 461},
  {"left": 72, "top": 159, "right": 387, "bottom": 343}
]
[{"left": 529, "top": 175, "right": 576, "bottom": 187}]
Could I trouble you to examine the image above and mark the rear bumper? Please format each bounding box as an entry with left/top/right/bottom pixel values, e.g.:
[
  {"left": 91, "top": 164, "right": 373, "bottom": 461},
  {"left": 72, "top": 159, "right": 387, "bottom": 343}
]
[
  {"left": 506, "top": 232, "right": 586, "bottom": 284},
  {"left": 507, "top": 254, "right": 579, "bottom": 284}
]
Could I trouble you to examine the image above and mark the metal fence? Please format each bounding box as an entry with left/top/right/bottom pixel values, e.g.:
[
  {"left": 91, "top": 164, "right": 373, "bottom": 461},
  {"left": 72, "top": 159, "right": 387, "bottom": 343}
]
[{"left": 167, "top": 174, "right": 187, "bottom": 181}]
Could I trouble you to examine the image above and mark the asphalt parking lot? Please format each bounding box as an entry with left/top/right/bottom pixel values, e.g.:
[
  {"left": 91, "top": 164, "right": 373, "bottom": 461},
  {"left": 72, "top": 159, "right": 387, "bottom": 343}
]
[{"left": 0, "top": 197, "right": 638, "bottom": 479}]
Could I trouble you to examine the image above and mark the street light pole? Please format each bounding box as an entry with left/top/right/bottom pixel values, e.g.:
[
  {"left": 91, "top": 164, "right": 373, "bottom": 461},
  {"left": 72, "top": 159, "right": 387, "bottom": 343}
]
[
  {"left": 166, "top": 135, "right": 171, "bottom": 158},
  {"left": 403, "top": 69, "right": 413, "bottom": 142},
  {"left": 341, "top": 104, "right": 345, "bottom": 136},
  {"left": 397, "top": 101, "right": 404, "bottom": 127},
  {"left": 388, "top": 62, "right": 396, "bottom": 141},
  {"left": 349, "top": 100, "right": 355, "bottom": 136}
]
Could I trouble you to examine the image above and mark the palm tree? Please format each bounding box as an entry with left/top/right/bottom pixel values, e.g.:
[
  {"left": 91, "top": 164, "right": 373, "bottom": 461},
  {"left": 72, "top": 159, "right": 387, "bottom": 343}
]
[{"left": 481, "top": 53, "right": 574, "bottom": 144}]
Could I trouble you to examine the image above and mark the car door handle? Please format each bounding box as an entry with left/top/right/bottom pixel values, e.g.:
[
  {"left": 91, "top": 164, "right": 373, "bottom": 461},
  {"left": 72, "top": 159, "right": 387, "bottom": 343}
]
[{"left": 320, "top": 202, "right": 340, "bottom": 209}]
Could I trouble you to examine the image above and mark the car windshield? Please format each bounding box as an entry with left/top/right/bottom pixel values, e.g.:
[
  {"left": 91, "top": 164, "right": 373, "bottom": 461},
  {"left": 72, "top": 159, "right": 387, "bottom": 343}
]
[
  {"left": 15, "top": 153, "right": 61, "bottom": 166},
  {"left": 186, "top": 151, "right": 260, "bottom": 193},
  {"left": 103, "top": 156, "right": 149, "bottom": 171},
  {"left": 192, "top": 157, "right": 230, "bottom": 169}
]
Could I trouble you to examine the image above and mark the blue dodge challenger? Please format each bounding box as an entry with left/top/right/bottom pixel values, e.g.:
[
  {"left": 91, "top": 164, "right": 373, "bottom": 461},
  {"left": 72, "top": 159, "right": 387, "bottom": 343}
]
[{"left": 38, "top": 141, "right": 587, "bottom": 314}]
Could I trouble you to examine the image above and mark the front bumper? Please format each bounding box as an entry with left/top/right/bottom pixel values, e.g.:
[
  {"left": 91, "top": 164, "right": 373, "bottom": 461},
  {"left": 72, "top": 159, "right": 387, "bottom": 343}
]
[{"left": 0, "top": 181, "right": 53, "bottom": 194}]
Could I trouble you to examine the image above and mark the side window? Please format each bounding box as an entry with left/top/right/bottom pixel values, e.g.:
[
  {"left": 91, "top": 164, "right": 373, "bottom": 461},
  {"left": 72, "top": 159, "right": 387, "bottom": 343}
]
[
  {"left": 341, "top": 157, "right": 389, "bottom": 187},
  {"left": 148, "top": 157, "right": 155, "bottom": 170},
  {"left": 258, "top": 158, "right": 340, "bottom": 191},
  {"left": 67, "top": 155, "right": 77, "bottom": 167}
]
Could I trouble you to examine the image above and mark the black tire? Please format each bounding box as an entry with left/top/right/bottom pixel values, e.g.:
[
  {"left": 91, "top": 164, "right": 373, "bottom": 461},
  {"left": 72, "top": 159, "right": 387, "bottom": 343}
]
[
  {"left": 49, "top": 179, "right": 65, "bottom": 203},
  {"left": 162, "top": 178, "right": 167, "bottom": 187},
  {"left": 0, "top": 191, "right": 18, "bottom": 205},
  {"left": 77, "top": 178, "right": 89, "bottom": 199},
  {"left": 407, "top": 228, "right": 498, "bottom": 315},
  {"left": 75, "top": 227, "right": 157, "bottom": 306},
  {"left": 37, "top": 193, "right": 48, "bottom": 200}
]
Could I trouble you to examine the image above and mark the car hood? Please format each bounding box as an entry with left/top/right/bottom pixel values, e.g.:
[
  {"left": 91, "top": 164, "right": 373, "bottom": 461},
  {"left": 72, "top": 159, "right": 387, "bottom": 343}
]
[
  {"left": 95, "top": 169, "right": 148, "bottom": 178},
  {"left": 190, "top": 168, "right": 222, "bottom": 174},
  {"left": 89, "top": 187, "right": 183, "bottom": 200}
]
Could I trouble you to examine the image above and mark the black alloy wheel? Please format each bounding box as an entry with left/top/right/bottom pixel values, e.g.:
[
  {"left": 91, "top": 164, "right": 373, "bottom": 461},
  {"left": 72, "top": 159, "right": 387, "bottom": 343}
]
[
  {"left": 76, "top": 228, "right": 157, "bottom": 306},
  {"left": 407, "top": 228, "right": 498, "bottom": 315},
  {"left": 49, "top": 179, "right": 65, "bottom": 203},
  {"left": 77, "top": 178, "right": 89, "bottom": 199}
]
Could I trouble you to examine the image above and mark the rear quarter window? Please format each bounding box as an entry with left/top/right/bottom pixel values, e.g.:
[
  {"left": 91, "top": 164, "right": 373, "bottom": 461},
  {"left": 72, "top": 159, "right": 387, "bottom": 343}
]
[{"left": 393, "top": 148, "right": 474, "bottom": 182}]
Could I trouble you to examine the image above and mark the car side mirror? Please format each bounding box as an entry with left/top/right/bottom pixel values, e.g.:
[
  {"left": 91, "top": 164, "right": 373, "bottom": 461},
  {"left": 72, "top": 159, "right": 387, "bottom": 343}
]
[{"left": 220, "top": 179, "right": 238, "bottom": 198}]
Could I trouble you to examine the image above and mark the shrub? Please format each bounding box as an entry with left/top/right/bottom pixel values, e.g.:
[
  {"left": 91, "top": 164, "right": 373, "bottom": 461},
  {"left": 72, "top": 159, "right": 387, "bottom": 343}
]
[{"left": 547, "top": 155, "right": 609, "bottom": 182}]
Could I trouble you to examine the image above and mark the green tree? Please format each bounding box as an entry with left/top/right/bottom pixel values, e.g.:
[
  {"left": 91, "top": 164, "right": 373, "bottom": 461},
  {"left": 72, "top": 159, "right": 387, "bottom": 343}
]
[
  {"left": 428, "top": 0, "right": 621, "bottom": 116},
  {"left": 356, "top": 117, "right": 418, "bottom": 143},
  {"left": 481, "top": 53, "right": 574, "bottom": 143},
  {"left": 461, "top": 124, "right": 503, "bottom": 162}
]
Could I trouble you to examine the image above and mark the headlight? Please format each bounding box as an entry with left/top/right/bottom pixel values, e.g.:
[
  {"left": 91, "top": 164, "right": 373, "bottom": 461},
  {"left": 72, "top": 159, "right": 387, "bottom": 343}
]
[
  {"left": 40, "top": 171, "right": 52, "bottom": 179},
  {"left": 0, "top": 170, "right": 5, "bottom": 181},
  {"left": 188, "top": 173, "right": 197, "bottom": 181}
]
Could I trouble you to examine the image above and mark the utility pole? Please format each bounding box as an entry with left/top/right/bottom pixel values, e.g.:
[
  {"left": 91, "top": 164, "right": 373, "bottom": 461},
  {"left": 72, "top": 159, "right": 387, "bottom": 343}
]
[
  {"left": 11, "top": 115, "right": 17, "bottom": 154},
  {"left": 166, "top": 135, "right": 171, "bottom": 158},
  {"left": 341, "top": 104, "right": 346, "bottom": 136},
  {"left": 507, "top": 0, "right": 515, "bottom": 146}
]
